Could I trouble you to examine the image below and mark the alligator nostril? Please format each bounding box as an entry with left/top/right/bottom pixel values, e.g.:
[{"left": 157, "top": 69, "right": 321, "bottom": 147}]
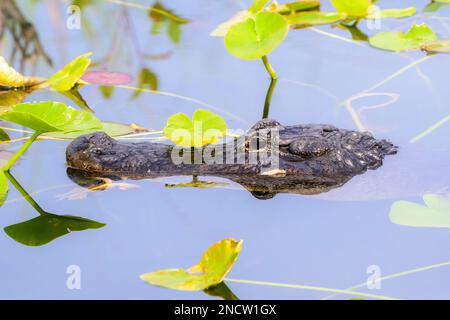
[{"left": 289, "top": 137, "right": 333, "bottom": 157}]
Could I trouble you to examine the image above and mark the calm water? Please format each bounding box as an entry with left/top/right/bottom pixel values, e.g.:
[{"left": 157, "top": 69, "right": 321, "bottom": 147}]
[{"left": 1, "top": 0, "right": 450, "bottom": 299}]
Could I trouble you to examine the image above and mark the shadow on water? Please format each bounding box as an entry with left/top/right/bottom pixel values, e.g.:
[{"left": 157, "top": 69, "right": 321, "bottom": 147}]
[{"left": 3, "top": 171, "right": 105, "bottom": 246}]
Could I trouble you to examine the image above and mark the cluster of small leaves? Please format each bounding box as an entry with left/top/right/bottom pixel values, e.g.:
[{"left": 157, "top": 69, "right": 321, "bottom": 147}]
[{"left": 212, "top": 0, "right": 417, "bottom": 62}]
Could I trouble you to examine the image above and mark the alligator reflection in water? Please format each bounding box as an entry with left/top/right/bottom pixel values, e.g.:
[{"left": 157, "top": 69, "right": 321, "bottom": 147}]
[
  {"left": 3, "top": 172, "right": 104, "bottom": 246},
  {"left": 66, "top": 119, "right": 397, "bottom": 199}
]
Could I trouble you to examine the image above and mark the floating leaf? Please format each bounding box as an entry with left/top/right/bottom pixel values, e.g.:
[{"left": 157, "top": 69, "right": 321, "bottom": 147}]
[
  {"left": 224, "top": 12, "right": 289, "bottom": 60},
  {"left": 45, "top": 53, "right": 92, "bottom": 91},
  {"left": 0, "top": 171, "right": 8, "bottom": 207},
  {"left": 369, "top": 23, "right": 438, "bottom": 52},
  {"left": 210, "top": 11, "right": 252, "bottom": 37},
  {"left": 165, "top": 179, "right": 227, "bottom": 189},
  {"left": 132, "top": 68, "right": 158, "bottom": 99},
  {"left": 331, "top": 0, "right": 372, "bottom": 18},
  {"left": 375, "top": 7, "right": 417, "bottom": 19},
  {"left": 4, "top": 213, "right": 105, "bottom": 246},
  {"left": 0, "top": 101, "right": 102, "bottom": 133},
  {"left": 248, "top": 0, "right": 270, "bottom": 14},
  {"left": 140, "top": 238, "right": 243, "bottom": 291},
  {"left": 81, "top": 71, "right": 132, "bottom": 85},
  {"left": 421, "top": 39, "right": 450, "bottom": 53},
  {"left": 0, "top": 57, "right": 44, "bottom": 89},
  {"left": 274, "top": 1, "right": 320, "bottom": 15},
  {"left": 390, "top": 194, "right": 450, "bottom": 229},
  {"left": 163, "top": 109, "right": 227, "bottom": 148},
  {"left": 44, "top": 121, "right": 134, "bottom": 139},
  {"left": 287, "top": 11, "right": 347, "bottom": 26}
]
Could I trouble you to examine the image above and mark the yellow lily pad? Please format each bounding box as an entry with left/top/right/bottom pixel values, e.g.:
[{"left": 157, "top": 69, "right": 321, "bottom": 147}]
[{"left": 140, "top": 238, "right": 243, "bottom": 291}]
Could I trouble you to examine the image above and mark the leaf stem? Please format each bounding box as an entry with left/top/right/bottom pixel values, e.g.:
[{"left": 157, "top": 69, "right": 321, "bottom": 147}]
[
  {"left": 262, "top": 78, "right": 278, "bottom": 119},
  {"left": 261, "top": 56, "right": 278, "bottom": 80},
  {"left": 2, "top": 131, "right": 42, "bottom": 172}
]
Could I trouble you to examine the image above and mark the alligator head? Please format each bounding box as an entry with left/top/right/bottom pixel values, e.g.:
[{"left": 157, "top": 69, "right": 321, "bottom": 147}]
[{"left": 66, "top": 119, "right": 398, "bottom": 199}]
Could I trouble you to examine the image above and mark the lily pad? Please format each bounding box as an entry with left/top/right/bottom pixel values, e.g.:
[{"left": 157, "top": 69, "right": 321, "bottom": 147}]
[
  {"left": 0, "top": 170, "right": 8, "bottom": 207},
  {"left": 4, "top": 213, "right": 105, "bottom": 246},
  {"left": 140, "top": 238, "right": 243, "bottom": 291},
  {"left": 369, "top": 23, "right": 438, "bottom": 52},
  {"left": 0, "top": 101, "right": 102, "bottom": 133},
  {"left": 163, "top": 109, "right": 227, "bottom": 148},
  {"left": 287, "top": 11, "right": 347, "bottom": 26},
  {"left": 224, "top": 11, "right": 289, "bottom": 60},
  {"left": 0, "top": 57, "right": 44, "bottom": 90},
  {"left": 390, "top": 194, "right": 450, "bottom": 228},
  {"left": 81, "top": 71, "right": 132, "bottom": 85},
  {"left": 45, "top": 52, "right": 92, "bottom": 91},
  {"left": 331, "top": 0, "right": 372, "bottom": 18}
]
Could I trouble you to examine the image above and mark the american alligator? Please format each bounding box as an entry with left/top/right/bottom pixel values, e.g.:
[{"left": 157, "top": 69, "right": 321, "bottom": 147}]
[{"left": 66, "top": 119, "right": 398, "bottom": 199}]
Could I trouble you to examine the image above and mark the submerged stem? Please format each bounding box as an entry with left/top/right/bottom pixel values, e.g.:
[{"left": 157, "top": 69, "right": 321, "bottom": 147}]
[
  {"left": 261, "top": 56, "right": 278, "bottom": 80},
  {"left": 262, "top": 78, "right": 278, "bottom": 119},
  {"left": 2, "top": 131, "right": 41, "bottom": 172}
]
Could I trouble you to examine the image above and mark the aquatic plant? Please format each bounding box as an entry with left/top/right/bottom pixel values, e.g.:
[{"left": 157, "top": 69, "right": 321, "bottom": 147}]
[
  {"left": 213, "top": 0, "right": 417, "bottom": 79},
  {"left": 369, "top": 23, "right": 450, "bottom": 53},
  {"left": 140, "top": 238, "right": 243, "bottom": 291},
  {"left": 163, "top": 109, "right": 227, "bottom": 148}
]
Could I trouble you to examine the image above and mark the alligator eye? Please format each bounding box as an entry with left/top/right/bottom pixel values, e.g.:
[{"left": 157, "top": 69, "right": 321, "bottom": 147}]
[
  {"left": 288, "top": 137, "right": 332, "bottom": 157},
  {"left": 91, "top": 147, "right": 104, "bottom": 155}
]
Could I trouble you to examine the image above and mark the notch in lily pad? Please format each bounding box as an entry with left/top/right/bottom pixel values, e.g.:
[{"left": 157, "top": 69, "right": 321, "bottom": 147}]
[
  {"left": 163, "top": 109, "right": 227, "bottom": 148},
  {"left": 140, "top": 238, "right": 243, "bottom": 291}
]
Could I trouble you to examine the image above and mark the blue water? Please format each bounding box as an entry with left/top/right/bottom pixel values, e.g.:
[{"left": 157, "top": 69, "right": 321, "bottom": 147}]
[{"left": 1, "top": 0, "right": 450, "bottom": 299}]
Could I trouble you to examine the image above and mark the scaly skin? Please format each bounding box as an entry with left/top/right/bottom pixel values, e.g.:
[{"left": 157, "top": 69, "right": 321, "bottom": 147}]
[{"left": 66, "top": 119, "right": 397, "bottom": 199}]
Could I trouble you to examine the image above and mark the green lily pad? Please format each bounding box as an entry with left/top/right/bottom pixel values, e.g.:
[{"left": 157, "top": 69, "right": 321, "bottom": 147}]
[
  {"left": 45, "top": 52, "right": 92, "bottom": 91},
  {"left": 224, "top": 11, "right": 289, "bottom": 60},
  {"left": 0, "top": 170, "right": 8, "bottom": 207},
  {"left": 140, "top": 238, "right": 243, "bottom": 291},
  {"left": 163, "top": 109, "right": 227, "bottom": 148},
  {"left": 390, "top": 194, "right": 450, "bottom": 228},
  {"left": 0, "top": 101, "right": 102, "bottom": 133},
  {"left": 4, "top": 213, "right": 105, "bottom": 246},
  {"left": 421, "top": 39, "right": 450, "bottom": 53},
  {"left": 44, "top": 121, "right": 134, "bottom": 139},
  {"left": 369, "top": 23, "right": 438, "bottom": 52},
  {"left": 331, "top": 0, "right": 372, "bottom": 18},
  {"left": 275, "top": 1, "right": 320, "bottom": 14},
  {"left": 287, "top": 11, "right": 347, "bottom": 26}
]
